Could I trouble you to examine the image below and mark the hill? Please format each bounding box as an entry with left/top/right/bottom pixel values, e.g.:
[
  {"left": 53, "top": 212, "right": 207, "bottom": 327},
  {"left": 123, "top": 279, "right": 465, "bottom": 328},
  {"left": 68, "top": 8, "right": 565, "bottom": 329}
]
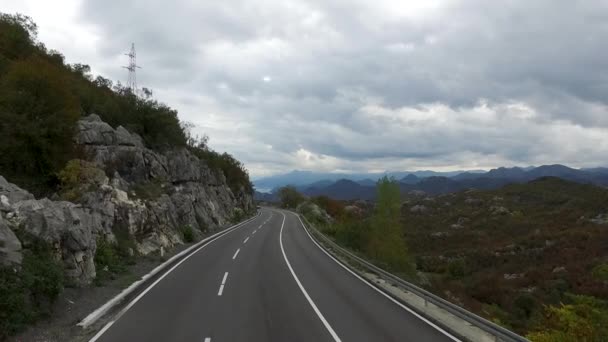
[
  {"left": 402, "top": 177, "right": 608, "bottom": 335},
  {"left": 312, "top": 177, "right": 608, "bottom": 338},
  {"left": 0, "top": 13, "right": 254, "bottom": 338}
]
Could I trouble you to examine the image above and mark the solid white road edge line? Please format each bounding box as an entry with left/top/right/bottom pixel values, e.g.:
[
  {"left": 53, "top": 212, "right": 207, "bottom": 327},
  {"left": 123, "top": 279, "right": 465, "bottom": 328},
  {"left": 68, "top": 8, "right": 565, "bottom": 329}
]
[
  {"left": 81, "top": 211, "right": 262, "bottom": 329},
  {"left": 293, "top": 212, "right": 462, "bottom": 342},
  {"left": 278, "top": 211, "right": 342, "bottom": 342},
  {"left": 87, "top": 211, "right": 266, "bottom": 342},
  {"left": 232, "top": 248, "right": 240, "bottom": 260}
]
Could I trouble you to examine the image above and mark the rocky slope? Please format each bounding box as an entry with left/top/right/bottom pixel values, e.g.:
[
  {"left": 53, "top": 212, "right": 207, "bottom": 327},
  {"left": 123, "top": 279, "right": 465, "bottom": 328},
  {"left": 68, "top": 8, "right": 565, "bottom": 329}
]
[{"left": 0, "top": 114, "right": 253, "bottom": 286}]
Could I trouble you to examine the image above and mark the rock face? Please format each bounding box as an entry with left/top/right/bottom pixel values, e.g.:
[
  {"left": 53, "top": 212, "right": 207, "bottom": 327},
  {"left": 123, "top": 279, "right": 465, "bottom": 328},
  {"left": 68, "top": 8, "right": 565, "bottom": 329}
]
[
  {"left": 0, "top": 114, "right": 253, "bottom": 285},
  {"left": 0, "top": 215, "right": 22, "bottom": 266}
]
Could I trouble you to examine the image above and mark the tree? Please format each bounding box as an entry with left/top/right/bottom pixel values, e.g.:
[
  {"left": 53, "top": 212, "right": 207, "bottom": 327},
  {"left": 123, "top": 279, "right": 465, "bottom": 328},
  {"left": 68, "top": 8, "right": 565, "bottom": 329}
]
[
  {"left": 0, "top": 13, "right": 37, "bottom": 61},
  {"left": 365, "top": 176, "right": 411, "bottom": 272},
  {"left": 277, "top": 186, "right": 306, "bottom": 208},
  {"left": 0, "top": 56, "right": 79, "bottom": 192}
]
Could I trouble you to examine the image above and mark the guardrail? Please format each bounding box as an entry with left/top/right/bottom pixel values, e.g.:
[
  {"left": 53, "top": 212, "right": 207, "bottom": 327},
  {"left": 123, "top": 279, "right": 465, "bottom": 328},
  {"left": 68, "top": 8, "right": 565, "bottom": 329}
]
[{"left": 299, "top": 214, "right": 529, "bottom": 342}]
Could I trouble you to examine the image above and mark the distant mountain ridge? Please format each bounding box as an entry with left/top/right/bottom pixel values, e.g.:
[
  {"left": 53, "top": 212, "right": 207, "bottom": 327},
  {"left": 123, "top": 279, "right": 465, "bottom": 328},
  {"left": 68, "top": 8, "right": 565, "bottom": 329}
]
[
  {"left": 254, "top": 164, "right": 608, "bottom": 201},
  {"left": 253, "top": 169, "right": 485, "bottom": 192}
]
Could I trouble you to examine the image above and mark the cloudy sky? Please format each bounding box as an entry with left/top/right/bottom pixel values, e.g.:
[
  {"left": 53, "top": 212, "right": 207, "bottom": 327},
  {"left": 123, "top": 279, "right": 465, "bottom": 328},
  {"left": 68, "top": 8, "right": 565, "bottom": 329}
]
[{"left": 4, "top": 0, "right": 608, "bottom": 178}]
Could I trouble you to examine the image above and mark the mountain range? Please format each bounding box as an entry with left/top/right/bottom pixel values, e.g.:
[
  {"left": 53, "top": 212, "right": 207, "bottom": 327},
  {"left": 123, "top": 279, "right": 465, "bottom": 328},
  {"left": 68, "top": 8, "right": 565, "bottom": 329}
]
[
  {"left": 253, "top": 169, "right": 486, "bottom": 192},
  {"left": 254, "top": 165, "right": 608, "bottom": 201}
]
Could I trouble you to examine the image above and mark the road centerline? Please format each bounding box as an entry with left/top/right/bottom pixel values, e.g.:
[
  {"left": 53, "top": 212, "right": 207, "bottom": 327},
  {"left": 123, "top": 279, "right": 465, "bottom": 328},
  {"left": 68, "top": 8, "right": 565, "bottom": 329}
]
[
  {"left": 218, "top": 272, "right": 229, "bottom": 296},
  {"left": 244, "top": 237, "right": 249, "bottom": 244},
  {"left": 232, "top": 248, "right": 240, "bottom": 260}
]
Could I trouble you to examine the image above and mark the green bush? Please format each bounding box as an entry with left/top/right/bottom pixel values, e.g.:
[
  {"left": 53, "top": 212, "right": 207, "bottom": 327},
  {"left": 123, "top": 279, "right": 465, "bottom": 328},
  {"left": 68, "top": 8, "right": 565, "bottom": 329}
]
[
  {"left": 592, "top": 263, "right": 608, "bottom": 281},
  {"left": 0, "top": 238, "right": 63, "bottom": 339},
  {"left": 447, "top": 258, "right": 467, "bottom": 279},
  {"left": 333, "top": 219, "right": 369, "bottom": 252},
  {"left": 181, "top": 225, "right": 195, "bottom": 243},
  {"left": 527, "top": 295, "right": 608, "bottom": 341},
  {"left": 231, "top": 208, "right": 247, "bottom": 223},
  {"left": 188, "top": 143, "right": 253, "bottom": 195},
  {"left": 57, "top": 159, "right": 106, "bottom": 201},
  {"left": 0, "top": 266, "right": 28, "bottom": 338},
  {"left": 94, "top": 237, "right": 133, "bottom": 285}
]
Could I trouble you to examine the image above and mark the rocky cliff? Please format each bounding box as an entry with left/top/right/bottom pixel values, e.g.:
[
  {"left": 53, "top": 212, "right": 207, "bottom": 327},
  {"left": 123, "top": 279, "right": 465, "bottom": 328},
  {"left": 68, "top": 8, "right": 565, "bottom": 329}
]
[{"left": 0, "top": 114, "right": 253, "bottom": 286}]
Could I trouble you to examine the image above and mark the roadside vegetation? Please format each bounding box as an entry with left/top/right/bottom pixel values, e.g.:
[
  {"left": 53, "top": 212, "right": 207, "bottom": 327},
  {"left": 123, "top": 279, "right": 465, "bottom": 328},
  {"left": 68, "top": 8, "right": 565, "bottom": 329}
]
[
  {"left": 0, "top": 13, "right": 252, "bottom": 197},
  {"left": 288, "top": 177, "right": 608, "bottom": 340},
  {"left": 0, "top": 13, "right": 254, "bottom": 339},
  {"left": 0, "top": 234, "right": 63, "bottom": 339}
]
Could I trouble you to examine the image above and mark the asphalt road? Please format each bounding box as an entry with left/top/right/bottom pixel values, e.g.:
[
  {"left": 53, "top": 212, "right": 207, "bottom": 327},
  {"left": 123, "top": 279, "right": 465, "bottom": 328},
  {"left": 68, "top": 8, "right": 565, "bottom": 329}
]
[{"left": 91, "top": 208, "right": 458, "bottom": 342}]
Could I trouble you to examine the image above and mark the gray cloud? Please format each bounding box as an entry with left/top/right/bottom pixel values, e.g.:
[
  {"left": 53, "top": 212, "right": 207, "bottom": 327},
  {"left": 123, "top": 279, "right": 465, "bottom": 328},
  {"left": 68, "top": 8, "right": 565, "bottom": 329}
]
[{"left": 24, "top": 0, "right": 608, "bottom": 177}]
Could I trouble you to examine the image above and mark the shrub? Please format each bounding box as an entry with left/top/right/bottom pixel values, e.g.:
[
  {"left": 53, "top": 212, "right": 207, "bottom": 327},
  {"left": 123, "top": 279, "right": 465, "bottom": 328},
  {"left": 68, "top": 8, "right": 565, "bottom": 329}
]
[
  {"left": 527, "top": 295, "right": 608, "bottom": 341},
  {"left": 447, "top": 258, "right": 467, "bottom": 279},
  {"left": 94, "top": 237, "right": 133, "bottom": 285},
  {"left": 0, "top": 237, "right": 63, "bottom": 339},
  {"left": 187, "top": 142, "right": 253, "bottom": 195},
  {"left": 592, "top": 263, "right": 608, "bottom": 282},
  {"left": 333, "top": 219, "right": 369, "bottom": 252},
  {"left": 57, "top": 159, "right": 106, "bottom": 201},
  {"left": 181, "top": 225, "right": 195, "bottom": 243},
  {"left": 0, "top": 266, "right": 28, "bottom": 338}
]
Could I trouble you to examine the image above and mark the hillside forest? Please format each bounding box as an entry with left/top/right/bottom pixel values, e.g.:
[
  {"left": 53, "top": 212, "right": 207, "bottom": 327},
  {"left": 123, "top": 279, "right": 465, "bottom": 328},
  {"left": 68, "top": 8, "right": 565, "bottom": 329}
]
[{"left": 0, "top": 13, "right": 252, "bottom": 197}]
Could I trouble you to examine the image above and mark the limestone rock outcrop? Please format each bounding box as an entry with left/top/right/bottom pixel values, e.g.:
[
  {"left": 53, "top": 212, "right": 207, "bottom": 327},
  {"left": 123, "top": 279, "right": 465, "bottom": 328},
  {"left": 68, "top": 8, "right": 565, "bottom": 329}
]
[{"left": 0, "top": 114, "right": 253, "bottom": 285}]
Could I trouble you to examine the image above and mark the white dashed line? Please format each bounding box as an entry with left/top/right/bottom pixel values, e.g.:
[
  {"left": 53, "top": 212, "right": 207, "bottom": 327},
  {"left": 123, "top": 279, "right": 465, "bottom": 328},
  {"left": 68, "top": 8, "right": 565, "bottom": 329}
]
[
  {"left": 218, "top": 272, "right": 229, "bottom": 296},
  {"left": 204, "top": 338, "right": 211, "bottom": 342},
  {"left": 232, "top": 248, "right": 240, "bottom": 260},
  {"left": 244, "top": 237, "right": 249, "bottom": 244}
]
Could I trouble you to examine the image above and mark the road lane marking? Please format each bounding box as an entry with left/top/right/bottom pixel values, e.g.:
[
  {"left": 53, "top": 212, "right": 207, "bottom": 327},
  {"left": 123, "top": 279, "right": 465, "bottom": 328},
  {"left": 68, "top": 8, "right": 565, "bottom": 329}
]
[
  {"left": 244, "top": 237, "right": 249, "bottom": 244},
  {"left": 218, "top": 272, "right": 228, "bottom": 295},
  {"left": 293, "top": 212, "right": 461, "bottom": 342},
  {"left": 232, "top": 248, "right": 240, "bottom": 260},
  {"left": 87, "top": 211, "right": 264, "bottom": 342},
  {"left": 204, "top": 338, "right": 211, "bottom": 342},
  {"left": 278, "top": 211, "right": 342, "bottom": 342},
  {"left": 252, "top": 230, "right": 257, "bottom": 235}
]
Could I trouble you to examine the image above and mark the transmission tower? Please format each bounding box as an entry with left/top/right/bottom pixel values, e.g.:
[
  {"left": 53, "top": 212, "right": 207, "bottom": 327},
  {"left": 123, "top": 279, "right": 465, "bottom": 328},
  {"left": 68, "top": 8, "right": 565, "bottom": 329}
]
[{"left": 122, "top": 43, "right": 141, "bottom": 93}]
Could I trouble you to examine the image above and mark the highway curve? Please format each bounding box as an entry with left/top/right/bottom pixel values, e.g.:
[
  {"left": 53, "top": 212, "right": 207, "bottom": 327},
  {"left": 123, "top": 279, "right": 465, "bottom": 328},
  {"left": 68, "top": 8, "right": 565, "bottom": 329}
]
[{"left": 91, "top": 208, "right": 459, "bottom": 342}]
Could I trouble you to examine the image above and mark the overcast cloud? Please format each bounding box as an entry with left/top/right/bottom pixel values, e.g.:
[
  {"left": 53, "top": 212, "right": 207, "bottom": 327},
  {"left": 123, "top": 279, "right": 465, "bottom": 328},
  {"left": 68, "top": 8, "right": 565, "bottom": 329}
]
[{"left": 4, "top": 0, "right": 608, "bottom": 177}]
